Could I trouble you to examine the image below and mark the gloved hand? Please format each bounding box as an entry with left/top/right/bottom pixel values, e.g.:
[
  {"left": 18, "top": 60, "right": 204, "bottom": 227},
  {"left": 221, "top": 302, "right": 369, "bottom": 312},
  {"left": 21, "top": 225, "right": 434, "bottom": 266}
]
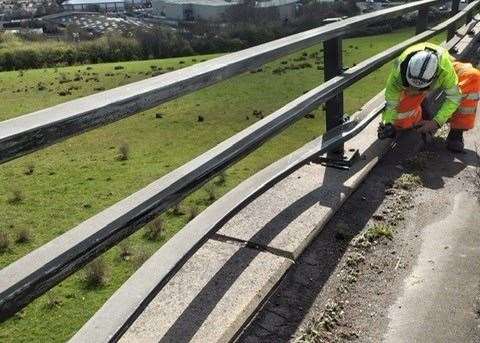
[
  {"left": 378, "top": 123, "right": 396, "bottom": 140},
  {"left": 415, "top": 120, "right": 439, "bottom": 134}
]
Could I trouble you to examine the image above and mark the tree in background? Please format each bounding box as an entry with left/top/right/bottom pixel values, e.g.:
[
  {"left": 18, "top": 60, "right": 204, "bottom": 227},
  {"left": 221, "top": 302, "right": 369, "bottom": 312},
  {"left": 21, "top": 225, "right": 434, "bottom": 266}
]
[{"left": 35, "top": 0, "right": 62, "bottom": 16}]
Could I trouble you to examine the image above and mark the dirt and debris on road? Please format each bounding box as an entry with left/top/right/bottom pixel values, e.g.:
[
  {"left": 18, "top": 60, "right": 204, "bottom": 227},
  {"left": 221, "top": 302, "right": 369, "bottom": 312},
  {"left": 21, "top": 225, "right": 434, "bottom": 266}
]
[{"left": 237, "top": 127, "right": 480, "bottom": 343}]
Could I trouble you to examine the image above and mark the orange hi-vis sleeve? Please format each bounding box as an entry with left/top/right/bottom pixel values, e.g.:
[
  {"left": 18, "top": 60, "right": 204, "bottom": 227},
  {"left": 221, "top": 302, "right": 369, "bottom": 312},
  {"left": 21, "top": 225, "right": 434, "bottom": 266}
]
[
  {"left": 393, "top": 90, "right": 426, "bottom": 129},
  {"left": 450, "top": 62, "right": 480, "bottom": 130}
]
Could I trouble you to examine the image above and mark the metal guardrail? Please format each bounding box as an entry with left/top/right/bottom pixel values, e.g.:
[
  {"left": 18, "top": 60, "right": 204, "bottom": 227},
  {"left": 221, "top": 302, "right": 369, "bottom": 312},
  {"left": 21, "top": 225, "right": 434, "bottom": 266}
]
[
  {"left": 0, "top": 0, "right": 440, "bottom": 165},
  {"left": 0, "top": 0, "right": 479, "bottom": 326}
]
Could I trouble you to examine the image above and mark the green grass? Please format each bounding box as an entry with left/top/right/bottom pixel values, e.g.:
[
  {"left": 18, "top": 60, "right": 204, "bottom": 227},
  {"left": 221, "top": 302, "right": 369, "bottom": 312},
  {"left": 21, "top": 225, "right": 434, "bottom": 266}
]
[{"left": 0, "top": 27, "right": 445, "bottom": 342}]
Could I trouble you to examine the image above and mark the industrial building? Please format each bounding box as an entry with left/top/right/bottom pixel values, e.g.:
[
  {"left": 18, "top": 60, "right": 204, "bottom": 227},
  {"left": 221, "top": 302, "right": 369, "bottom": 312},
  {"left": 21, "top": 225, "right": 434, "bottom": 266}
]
[
  {"left": 151, "top": 0, "right": 298, "bottom": 22},
  {"left": 61, "top": 0, "right": 126, "bottom": 12}
]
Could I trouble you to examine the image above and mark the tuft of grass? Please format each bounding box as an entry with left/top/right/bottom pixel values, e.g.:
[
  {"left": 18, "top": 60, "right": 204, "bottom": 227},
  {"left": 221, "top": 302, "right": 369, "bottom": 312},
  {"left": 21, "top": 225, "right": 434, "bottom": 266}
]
[
  {"left": 204, "top": 183, "right": 217, "bottom": 202},
  {"left": 394, "top": 173, "right": 422, "bottom": 191},
  {"left": 23, "top": 162, "right": 35, "bottom": 175},
  {"left": 36, "top": 82, "right": 46, "bottom": 91},
  {"left": 214, "top": 171, "right": 227, "bottom": 186},
  {"left": 0, "top": 231, "right": 10, "bottom": 252},
  {"left": 82, "top": 258, "right": 109, "bottom": 289},
  {"left": 134, "top": 250, "right": 150, "bottom": 267},
  {"left": 186, "top": 204, "right": 199, "bottom": 221},
  {"left": 44, "top": 293, "right": 63, "bottom": 310},
  {"left": 143, "top": 217, "right": 166, "bottom": 242},
  {"left": 118, "top": 240, "right": 134, "bottom": 261},
  {"left": 6, "top": 188, "right": 24, "bottom": 205},
  {"left": 168, "top": 203, "right": 184, "bottom": 216},
  {"left": 115, "top": 142, "right": 129, "bottom": 161},
  {"left": 365, "top": 224, "right": 393, "bottom": 242},
  {"left": 15, "top": 228, "right": 33, "bottom": 244}
]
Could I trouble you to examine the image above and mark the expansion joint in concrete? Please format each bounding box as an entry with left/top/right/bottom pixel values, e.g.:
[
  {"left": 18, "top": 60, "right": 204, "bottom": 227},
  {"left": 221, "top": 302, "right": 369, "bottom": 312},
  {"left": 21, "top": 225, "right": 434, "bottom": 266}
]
[{"left": 212, "top": 233, "right": 295, "bottom": 261}]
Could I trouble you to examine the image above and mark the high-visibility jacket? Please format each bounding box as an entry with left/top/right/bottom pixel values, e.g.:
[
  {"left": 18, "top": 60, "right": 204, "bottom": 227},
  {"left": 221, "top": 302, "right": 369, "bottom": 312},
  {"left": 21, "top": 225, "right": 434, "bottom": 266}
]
[{"left": 383, "top": 42, "right": 462, "bottom": 127}]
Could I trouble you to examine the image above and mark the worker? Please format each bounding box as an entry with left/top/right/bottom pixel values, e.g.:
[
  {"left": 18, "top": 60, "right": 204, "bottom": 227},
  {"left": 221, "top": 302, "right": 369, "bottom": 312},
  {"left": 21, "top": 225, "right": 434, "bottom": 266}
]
[{"left": 378, "top": 42, "right": 480, "bottom": 152}]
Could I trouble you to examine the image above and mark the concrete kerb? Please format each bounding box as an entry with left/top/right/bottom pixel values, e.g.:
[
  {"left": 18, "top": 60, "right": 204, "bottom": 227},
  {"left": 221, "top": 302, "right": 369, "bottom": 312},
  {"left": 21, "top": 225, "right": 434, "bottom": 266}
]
[
  {"left": 217, "top": 116, "right": 392, "bottom": 260},
  {"left": 119, "top": 239, "right": 292, "bottom": 343}
]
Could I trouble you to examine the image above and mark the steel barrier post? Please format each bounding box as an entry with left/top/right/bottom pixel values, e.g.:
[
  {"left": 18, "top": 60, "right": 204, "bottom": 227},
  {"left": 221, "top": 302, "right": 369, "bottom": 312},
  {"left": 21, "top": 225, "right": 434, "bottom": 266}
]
[
  {"left": 466, "top": 0, "right": 474, "bottom": 24},
  {"left": 324, "top": 36, "right": 344, "bottom": 155},
  {"left": 416, "top": 5, "right": 430, "bottom": 34},
  {"left": 448, "top": 0, "right": 462, "bottom": 40}
]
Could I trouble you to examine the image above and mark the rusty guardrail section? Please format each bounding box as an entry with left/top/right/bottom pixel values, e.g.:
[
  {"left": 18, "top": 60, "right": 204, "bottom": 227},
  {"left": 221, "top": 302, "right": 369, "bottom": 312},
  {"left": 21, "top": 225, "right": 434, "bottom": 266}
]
[{"left": 0, "top": 0, "right": 479, "bottom": 332}]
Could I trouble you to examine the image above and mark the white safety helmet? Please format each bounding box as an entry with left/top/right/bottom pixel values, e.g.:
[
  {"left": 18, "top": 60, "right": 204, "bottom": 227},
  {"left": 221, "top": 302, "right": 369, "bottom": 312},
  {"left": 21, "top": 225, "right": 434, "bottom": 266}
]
[{"left": 406, "top": 50, "right": 439, "bottom": 89}]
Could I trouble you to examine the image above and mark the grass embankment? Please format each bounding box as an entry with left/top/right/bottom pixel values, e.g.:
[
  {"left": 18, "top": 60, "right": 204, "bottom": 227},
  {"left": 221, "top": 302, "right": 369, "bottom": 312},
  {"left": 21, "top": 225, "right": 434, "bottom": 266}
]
[{"left": 0, "top": 28, "right": 444, "bottom": 342}]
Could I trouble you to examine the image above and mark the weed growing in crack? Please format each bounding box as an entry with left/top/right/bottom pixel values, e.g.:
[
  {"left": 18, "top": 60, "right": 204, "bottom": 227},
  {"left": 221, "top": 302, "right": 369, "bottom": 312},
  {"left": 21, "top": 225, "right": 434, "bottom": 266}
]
[
  {"left": 394, "top": 173, "right": 422, "bottom": 191},
  {"left": 298, "top": 300, "right": 345, "bottom": 341},
  {"left": 365, "top": 224, "right": 393, "bottom": 242}
]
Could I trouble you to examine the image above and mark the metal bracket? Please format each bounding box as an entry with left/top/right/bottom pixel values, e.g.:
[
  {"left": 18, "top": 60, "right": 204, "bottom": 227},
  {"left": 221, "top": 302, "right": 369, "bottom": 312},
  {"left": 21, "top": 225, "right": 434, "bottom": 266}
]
[{"left": 313, "top": 147, "right": 360, "bottom": 170}]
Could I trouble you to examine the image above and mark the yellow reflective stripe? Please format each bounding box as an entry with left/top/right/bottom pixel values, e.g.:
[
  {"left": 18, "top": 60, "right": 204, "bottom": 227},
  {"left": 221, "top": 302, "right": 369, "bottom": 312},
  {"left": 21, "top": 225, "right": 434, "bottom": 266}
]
[{"left": 397, "top": 109, "right": 417, "bottom": 119}]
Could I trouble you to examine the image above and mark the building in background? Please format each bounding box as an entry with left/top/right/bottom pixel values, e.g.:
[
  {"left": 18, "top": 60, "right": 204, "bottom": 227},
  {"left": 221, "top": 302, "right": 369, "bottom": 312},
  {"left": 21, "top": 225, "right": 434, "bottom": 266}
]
[
  {"left": 152, "top": 0, "right": 237, "bottom": 21},
  {"left": 61, "top": 0, "right": 126, "bottom": 11},
  {"left": 256, "top": 0, "right": 297, "bottom": 21},
  {"left": 151, "top": 0, "right": 297, "bottom": 22}
]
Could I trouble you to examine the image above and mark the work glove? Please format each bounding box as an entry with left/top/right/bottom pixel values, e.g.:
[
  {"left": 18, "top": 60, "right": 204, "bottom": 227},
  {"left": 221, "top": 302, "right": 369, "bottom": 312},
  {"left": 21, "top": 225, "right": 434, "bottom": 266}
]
[
  {"left": 378, "top": 123, "right": 396, "bottom": 140},
  {"left": 415, "top": 120, "right": 439, "bottom": 134}
]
